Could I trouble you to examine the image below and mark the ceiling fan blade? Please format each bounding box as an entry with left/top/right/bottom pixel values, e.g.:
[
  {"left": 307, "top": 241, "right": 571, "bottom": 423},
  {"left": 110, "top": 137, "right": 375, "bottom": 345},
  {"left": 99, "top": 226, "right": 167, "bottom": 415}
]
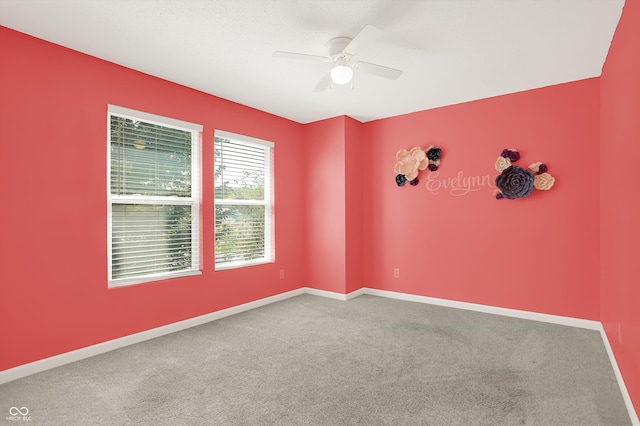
[
  {"left": 344, "top": 24, "right": 383, "bottom": 56},
  {"left": 272, "top": 51, "right": 330, "bottom": 62},
  {"left": 313, "top": 73, "right": 332, "bottom": 92},
  {"left": 355, "top": 61, "right": 403, "bottom": 80}
]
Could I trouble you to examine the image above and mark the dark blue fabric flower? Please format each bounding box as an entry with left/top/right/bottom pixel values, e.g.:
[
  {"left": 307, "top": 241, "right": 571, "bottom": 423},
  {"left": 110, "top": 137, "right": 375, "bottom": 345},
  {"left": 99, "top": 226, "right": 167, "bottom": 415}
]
[
  {"left": 427, "top": 147, "right": 441, "bottom": 161},
  {"left": 495, "top": 165, "right": 534, "bottom": 199},
  {"left": 396, "top": 174, "right": 407, "bottom": 186}
]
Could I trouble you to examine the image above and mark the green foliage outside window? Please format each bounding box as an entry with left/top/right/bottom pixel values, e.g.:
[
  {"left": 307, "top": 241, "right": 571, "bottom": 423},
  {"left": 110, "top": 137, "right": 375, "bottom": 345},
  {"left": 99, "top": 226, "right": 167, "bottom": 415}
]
[
  {"left": 214, "top": 137, "right": 268, "bottom": 265},
  {"left": 110, "top": 116, "right": 194, "bottom": 279}
]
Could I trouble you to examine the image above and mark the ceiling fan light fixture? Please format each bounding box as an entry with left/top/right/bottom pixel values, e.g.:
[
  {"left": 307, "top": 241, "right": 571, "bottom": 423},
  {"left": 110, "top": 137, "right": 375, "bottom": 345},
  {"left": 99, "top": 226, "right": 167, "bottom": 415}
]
[
  {"left": 274, "top": 25, "right": 401, "bottom": 92},
  {"left": 330, "top": 65, "right": 353, "bottom": 85}
]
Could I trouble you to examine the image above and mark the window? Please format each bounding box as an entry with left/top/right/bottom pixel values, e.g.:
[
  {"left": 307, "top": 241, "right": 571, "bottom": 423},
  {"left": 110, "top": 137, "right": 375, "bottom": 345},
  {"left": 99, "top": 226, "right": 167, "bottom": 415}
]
[
  {"left": 107, "top": 105, "right": 201, "bottom": 287},
  {"left": 214, "top": 131, "right": 274, "bottom": 269}
]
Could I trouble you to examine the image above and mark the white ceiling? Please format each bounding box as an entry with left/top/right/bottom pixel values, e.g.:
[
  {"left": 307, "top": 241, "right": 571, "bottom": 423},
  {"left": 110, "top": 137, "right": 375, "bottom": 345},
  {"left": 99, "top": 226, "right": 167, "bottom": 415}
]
[{"left": 0, "top": 0, "right": 624, "bottom": 124}]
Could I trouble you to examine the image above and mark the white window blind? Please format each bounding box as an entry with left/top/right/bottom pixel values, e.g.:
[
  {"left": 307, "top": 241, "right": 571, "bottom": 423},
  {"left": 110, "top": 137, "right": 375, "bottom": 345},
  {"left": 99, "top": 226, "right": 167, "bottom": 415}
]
[
  {"left": 214, "top": 131, "right": 274, "bottom": 269},
  {"left": 107, "top": 105, "right": 201, "bottom": 287}
]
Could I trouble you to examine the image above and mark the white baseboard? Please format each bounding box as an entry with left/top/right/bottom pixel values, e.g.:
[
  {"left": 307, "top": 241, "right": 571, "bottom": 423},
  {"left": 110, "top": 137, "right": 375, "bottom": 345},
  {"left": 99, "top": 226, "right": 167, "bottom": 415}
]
[
  {"left": 1, "top": 285, "right": 638, "bottom": 424},
  {"left": 0, "top": 286, "right": 362, "bottom": 384},
  {"left": 304, "top": 287, "right": 365, "bottom": 301},
  {"left": 304, "top": 287, "right": 350, "bottom": 300},
  {"left": 346, "top": 287, "right": 366, "bottom": 300},
  {"left": 360, "top": 288, "right": 601, "bottom": 330},
  {"left": 598, "top": 325, "right": 640, "bottom": 425},
  {"left": 0, "top": 288, "right": 305, "bottom": 385}
]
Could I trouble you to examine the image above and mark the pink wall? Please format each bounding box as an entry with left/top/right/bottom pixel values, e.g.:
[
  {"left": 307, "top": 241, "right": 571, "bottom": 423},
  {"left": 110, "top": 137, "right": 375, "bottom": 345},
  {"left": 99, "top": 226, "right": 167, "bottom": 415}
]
[
  {"left": 363, "top": 79, "right": 601, "bottom": 320},
  {"left": 304, "top": 116, "right": 368, "bottom": 295},
  {"left": 600, "top": 0, "right": 640, "bottom": 415},
  {"left": 344, "top": 117, "right": 367, "bottom": 294},
  {"left": 304, "top": 118, "right": 347, "bottom": 293},
  {"left": 0, "top": 26, "right": 306, "bottom": 371}
]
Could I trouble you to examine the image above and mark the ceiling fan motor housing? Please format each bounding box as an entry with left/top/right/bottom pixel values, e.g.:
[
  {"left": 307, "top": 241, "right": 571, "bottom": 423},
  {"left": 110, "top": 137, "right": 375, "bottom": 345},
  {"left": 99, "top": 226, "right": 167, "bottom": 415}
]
[{"left": 326, "top": 37, "right": 353, "bottom": 63}]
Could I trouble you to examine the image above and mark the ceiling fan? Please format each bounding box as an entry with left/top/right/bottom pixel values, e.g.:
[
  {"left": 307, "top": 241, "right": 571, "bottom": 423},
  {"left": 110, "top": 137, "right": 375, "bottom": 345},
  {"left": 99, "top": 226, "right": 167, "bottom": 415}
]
[{"left": 273, "top": 24, "right": 403, "bottom": 92}]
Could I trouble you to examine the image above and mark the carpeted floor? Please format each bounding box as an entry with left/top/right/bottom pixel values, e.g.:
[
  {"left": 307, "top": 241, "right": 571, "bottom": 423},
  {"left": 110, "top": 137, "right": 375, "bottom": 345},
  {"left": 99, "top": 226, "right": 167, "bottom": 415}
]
[{"left": 0, "top": 294, "right": 632, "bottom": 425}]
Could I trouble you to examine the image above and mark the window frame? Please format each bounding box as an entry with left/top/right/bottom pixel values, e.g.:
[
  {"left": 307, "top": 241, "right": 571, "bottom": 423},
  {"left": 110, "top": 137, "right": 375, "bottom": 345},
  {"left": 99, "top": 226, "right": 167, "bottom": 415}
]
[
  {"left": 107, "top": 104, "right": 202, "bottom": 288},
  {"left": 214, "top": 130, "right": 274, "bottom": 270}
]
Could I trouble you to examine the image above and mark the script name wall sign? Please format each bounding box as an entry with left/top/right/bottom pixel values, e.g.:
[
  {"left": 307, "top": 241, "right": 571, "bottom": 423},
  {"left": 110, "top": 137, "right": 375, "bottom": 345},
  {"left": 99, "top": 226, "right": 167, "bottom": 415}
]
[
  {"left": 394, "top": 147, "right": 555, "bottom": 199},
  {"left": 424, "top": 170, "right": 496, "bottom": 196}
]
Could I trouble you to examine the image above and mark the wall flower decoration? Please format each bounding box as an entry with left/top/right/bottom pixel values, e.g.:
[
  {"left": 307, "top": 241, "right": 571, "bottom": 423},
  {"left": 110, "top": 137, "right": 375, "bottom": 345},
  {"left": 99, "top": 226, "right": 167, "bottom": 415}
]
[
  {"left": 494, "top": 149, "right": 555, "bottom": 199},
  {"left": 534, "top": 173, "right": 555, "bottom": 190},
  {"left": 495, "top": 156, "right": 512, "bottom": 172},
  {"left": 395, "top": 145, "right": 442, "bottom": 187},
  {"left": 426, "top": 146, "right": 441, "bottom": 161},
  {"left": 500, "top": 148, "right": 520, "bottom": 162},
  {"left": 495, "top": 165, "right": 535, "bottom": 199}
]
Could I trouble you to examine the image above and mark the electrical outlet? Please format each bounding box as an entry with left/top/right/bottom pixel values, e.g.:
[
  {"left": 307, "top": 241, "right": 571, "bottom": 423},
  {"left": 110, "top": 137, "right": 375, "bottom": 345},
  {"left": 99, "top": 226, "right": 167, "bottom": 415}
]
[
  {"left": 393, "top": 268, "right": 400, "bottom": 279},
  {"left": 280, "top": 269, "right": 285, "bottom": 279}
]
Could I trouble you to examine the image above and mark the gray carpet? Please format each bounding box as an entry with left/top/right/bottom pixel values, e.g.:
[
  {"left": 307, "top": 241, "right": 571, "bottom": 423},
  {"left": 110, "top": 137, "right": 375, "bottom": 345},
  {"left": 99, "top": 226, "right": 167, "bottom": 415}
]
[{"left": 0, "top": 294, "right": 631, "bottom": 425}]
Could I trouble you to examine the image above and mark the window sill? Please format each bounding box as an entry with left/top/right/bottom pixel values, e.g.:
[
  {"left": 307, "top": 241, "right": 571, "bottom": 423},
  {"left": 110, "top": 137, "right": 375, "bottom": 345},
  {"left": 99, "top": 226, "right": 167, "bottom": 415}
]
[
  {"left": 109, "top": 269, "right": 202, "bottom": 288},
  {"left": 215, "top": 258, "right": 274, "bottom": 271}
]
